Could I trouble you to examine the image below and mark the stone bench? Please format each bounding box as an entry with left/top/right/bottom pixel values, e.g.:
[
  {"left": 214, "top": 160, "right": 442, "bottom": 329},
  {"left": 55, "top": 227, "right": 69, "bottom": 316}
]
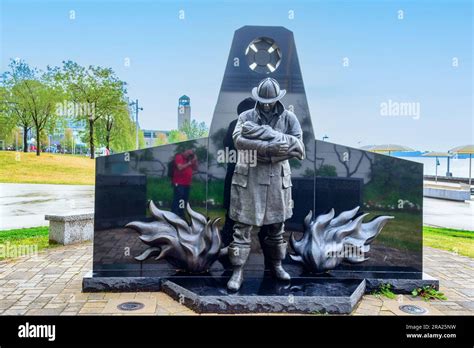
[{"left": 45, "top": 213, "right": 94, "bottom": 245}]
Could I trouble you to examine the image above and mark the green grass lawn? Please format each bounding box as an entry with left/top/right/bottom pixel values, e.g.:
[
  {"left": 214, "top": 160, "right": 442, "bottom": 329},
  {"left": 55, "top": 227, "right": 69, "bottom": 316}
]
[
  {"left": 0, "top": 151, "right": 95, "bottom": 185},
  {"left": 366, "top": 210, "right": 422, "bottom": 251},
  {"left": 423, "top": 226, "right": 474, "bottom": 258},
  {"left": 0, "top": 226, "right": 59, "bottom": 261}
]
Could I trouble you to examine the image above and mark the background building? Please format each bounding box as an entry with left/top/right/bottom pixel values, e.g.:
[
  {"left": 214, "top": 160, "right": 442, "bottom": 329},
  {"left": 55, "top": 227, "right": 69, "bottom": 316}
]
[{"left": 143, "top": 129, "right": 170, "bottom": 148}]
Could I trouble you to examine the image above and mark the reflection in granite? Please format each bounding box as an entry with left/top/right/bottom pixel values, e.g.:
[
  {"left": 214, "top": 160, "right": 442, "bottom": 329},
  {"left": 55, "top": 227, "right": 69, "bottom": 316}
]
[
  {"left": 92, "top": 141, "right": 423, "bottom": 277},
  {"left": 290, "top": 207, "right": 393, "bottom": 273},
  {"left": 93, "top": 227, "right": 145, "bottom": 267},
  {"left": 93, "top": 138, "right": 209, "bottom": 274},
  {"left": 167, "top": 276, "right": 363, "bottom": 297},
  {"left": 94, "top": 175, "right": 147, "bottom": 230},
  {"left": 315, "top": 140, "right": 423, "bottom": 274}
]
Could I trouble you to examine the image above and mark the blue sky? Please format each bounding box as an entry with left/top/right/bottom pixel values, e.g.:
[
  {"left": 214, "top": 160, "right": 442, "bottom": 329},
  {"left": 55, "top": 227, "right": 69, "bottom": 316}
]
[{"left": 1, "top": 0, "right": 472, "bottom": 150}]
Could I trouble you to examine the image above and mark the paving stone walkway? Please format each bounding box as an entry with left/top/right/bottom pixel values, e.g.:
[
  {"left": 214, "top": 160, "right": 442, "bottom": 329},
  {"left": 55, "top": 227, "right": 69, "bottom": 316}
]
[{"left": 0, "top": 243, "right": 472, "bottom": 316}]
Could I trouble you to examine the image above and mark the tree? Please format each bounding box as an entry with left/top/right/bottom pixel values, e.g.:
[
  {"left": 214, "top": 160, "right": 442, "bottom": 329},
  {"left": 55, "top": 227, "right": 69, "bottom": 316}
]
[
  {"left": 0, "top": 87, "right": 17, "bottom": 148},
  {"left": 154, "top": 132, "right": 168, "bottom": 146},
  {"left": 0, "top": 128, "right": 17, "bottom": 149},
  {"left": 168, "top": 130, "right": 188, "bottom": 143},
  {"left": 181, "top": 119, "right": 208, "bottom": 139},
  {"left": 61, "top": 128, "right": 74, "bottom": 153},
  {"left": 96, "top": 102, "right": 141, "bottom": 153},
  {"left": 138, "top": 130, "right": 145, "bottom": 149},
  {"left": 96, "top": 101, "right": 128, "bottom": 151},
  {"left": 1, "top": 61, "right": 36, "bottom": 152},
  {"left": 51, "top": 61, "right": 127, "bottom": 159},
  {"left": 102, "top": 114, "right": 115, "bottom": 152},
  {"left": 39, "top": 129, "right": 50, "bottom": 152},
  {"left": 2, "top": 60, "right": 61, "bottom": 156},
  {"left": 95, "top": 104, "right": 146, "bottom": 153},
  {"left": 10, "top": 87, "right": 34, "bottom": 153},
  {"left": 27, "top": 79, "right": 61, "bottom": 156},
  {"left": 333, "top": 145, "right": 370, "bottom": 178}
]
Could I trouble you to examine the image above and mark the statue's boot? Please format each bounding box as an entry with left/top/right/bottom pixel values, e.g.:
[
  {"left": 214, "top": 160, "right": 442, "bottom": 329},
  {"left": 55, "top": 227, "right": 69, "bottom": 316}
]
[
  {"left": 227, "top": 246, "right": 250, "bottom": 291},
  {"left": 266, "top": 241, "right": 291, "bottom": 281}
]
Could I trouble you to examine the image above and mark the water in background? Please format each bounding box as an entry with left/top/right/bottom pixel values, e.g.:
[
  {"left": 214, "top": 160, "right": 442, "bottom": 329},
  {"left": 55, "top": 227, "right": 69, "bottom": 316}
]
[{"left": 392, "top": 152, "right": 472, "bottom": 178}]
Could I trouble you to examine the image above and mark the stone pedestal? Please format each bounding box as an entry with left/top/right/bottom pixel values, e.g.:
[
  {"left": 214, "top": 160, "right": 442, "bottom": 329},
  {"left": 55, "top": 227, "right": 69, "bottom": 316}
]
[{"left": 162, "top": 277, "right": 366, "bottom": 314}]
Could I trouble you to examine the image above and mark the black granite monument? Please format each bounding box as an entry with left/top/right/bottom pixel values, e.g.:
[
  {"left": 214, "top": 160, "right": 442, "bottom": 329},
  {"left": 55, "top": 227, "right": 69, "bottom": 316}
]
[{"left": 84, "top": 26, "right": 438, "bottom": 314}]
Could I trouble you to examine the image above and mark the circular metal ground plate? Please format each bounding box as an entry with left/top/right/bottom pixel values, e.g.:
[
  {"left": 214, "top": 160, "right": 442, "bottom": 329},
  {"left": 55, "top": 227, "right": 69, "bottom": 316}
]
[
  {"left": 117, "top": 301, "right": 145, "bottom": 311},
  {"left": 399, "top": 304, "right": 427, "bottom": 315}
]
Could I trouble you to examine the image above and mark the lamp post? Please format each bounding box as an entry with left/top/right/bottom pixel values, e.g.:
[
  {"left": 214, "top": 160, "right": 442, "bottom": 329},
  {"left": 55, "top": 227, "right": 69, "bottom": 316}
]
[
  {"left": 322, "top": 135, "right": 329, "bottom": 141},
  {"left": 469, "top": 154, "right": 472, "bottom": 187},
  {"left": 446, "top": 156, "right": 451, "bottom": 177},
  {"left": 130, "top": 99, "right": 143, "bottom": 150},
  {"left": 435, "top": 156, "right": 439, "bottom": 182}
]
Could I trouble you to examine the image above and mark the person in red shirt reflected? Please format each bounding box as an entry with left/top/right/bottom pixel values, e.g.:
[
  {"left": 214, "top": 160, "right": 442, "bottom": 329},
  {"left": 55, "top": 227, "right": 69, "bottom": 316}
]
[{"left": 171, "top": 149, "right": 198, "bottom": 218}]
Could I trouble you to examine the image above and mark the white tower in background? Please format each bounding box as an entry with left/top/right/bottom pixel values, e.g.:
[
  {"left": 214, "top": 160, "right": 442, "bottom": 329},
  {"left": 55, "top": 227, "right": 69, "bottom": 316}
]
[{"left": 177, "top": 95, "right": 191, "bottom": 129}]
